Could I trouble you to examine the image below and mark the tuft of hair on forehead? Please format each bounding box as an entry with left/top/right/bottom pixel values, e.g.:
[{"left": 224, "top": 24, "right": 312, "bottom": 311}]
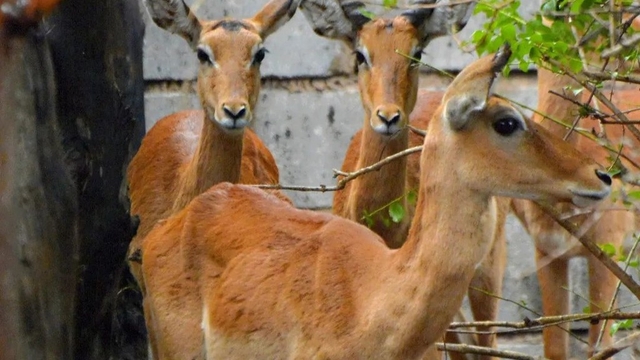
[{"left": 209, "top": 19, "right": 252, "bottom": 33}]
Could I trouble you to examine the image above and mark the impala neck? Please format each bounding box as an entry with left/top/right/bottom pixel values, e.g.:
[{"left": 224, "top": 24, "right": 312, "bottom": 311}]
[
  {"left": 173, "top": 117, "right": 244, "bottom": 211},
  {"left": 349, "top": 116, "right": 409, "bottom": 243},
  {"left": 364, "top": 134, "right": 496, "bottom": 357}
]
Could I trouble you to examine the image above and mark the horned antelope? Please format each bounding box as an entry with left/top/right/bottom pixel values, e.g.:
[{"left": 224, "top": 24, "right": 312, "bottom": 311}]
[
  {"left": 303, "top": 0, "right": 507, "bottom": 355},
  {"left": 141, "top": 46, "right": 613, "bottom": 360},
  {"left": 127, "top": 0, "right": 298, "bottom": 290},
  {"left": 508, "top": 7, "right": 640, "bottom": 359}
]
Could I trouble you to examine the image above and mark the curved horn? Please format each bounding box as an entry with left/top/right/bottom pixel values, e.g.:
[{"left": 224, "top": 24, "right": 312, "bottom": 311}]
[
  {"left": 144, "top": 0, "right": 201, "bottom": 50},
  {"left": 299, "top": 0, "right": 371, "bottom": 44},
  {"left": 402, "top": 0, "right": 475, "bottom": 45}
]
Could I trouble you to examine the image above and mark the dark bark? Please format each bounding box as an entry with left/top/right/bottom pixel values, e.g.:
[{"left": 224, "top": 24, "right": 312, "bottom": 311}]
[
  {"left": 0, "top": 28, "right": 78, "bottom": 359},
  {"left": 42, "top": 0, "right": 147, "bottom": 358}
]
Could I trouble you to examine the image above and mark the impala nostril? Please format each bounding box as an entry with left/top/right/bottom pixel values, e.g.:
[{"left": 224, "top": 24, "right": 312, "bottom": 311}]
[
  {"left": 595, "top": 169, "right": 612, "bottom": 186},
  {"left": 377, "top": 111, "right": 401, "bottom": 126},
  {"left": 223, "top": 104, "right": 247, "bottom": 120}
]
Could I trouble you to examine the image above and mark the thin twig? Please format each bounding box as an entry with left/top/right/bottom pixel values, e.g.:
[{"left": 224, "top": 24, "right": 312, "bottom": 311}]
[
  {"left": 255, "top": 146, "right": 423, "bottom": 192},
  {"left": 544, "top": 58, "right": 640, "bottom": 143},
  {"left": 596, "top": 234, "right": 640, "bottom": 349},
  {"left": 583, "top": 70, "right": 640, "bottom": 85},
  {"left": 535, "top": 201, "right": 640, "bottom": 301},
  {"left": 434, "top": 342, "right": 545, "bottom": 360},
  {"left": 408, "top": 125, "right": 427, "bottom": 137},
  {"left": 448, "top": 311, "right": 640, "bottom": 330},
  {"left": 589, "top": 331, "right": 640, "bottom": 360}
]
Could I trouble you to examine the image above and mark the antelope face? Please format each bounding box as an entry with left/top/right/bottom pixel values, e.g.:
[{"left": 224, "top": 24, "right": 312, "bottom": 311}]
[
  {"left": 433, "top": 97, "right": 612, "bottom": 207},
  {"left": 356, "top": 17, "right": 422, "bottom": 136},
  {"left": 143, "top": 0, "right": 298, "bottom": 133},
  {"left": 196, "top": 20, "right": 266, "bottom": 133},
  {"left": 425, "top": 46, "right": 611, "bottom": 207}
]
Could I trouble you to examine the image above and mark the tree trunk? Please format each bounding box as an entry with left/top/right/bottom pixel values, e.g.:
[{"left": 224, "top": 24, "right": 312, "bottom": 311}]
[
  {"left": 0, "top": 28, "right": 78, "bottom": 360},
  {"left": 1, "top": 0, "right": 146, "bottom": 358},
  {"left": 43, "top": 0, "right": 147, "bottom": 358}
]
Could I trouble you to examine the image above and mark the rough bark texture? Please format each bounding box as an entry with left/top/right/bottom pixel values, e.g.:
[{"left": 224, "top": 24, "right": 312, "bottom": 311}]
[
  {"left": 1, "top": 1, "right": 146, "bottom": 356},
  {"left": 42, "top": 0, "right": 147, "bottom": 358},
  {"left": 0, "top": 29, "right": 78, "bottom": 359}
]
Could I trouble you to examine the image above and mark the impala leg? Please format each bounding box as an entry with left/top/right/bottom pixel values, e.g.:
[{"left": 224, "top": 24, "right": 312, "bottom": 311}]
[
  {"left": 536, "top": 248, "right": 570, "bottom": 360},
  {"left": 587, "top": 252, "right": 618, "bottom": 356}
]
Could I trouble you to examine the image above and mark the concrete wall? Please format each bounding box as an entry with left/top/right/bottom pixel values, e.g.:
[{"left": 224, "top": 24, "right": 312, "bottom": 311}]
[{"left": 139, "top": 0, "right": 639, "bottom": 345}]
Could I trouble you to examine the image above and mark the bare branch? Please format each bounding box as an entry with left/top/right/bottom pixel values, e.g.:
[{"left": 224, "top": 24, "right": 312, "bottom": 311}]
[
  {"left": 583, "top": 70, "right": 640, "bottom": 85},
  {"left": 408, "top": 125, "right": 427, "bottom": 137},
  {"left": 535, "top": 201, "right": 640, "bottom": 301},
  {"left": 544, "top": 58, "right": 640, "bottom": 143},
  {"left": 255, "top": 146, "right": 423, "bottom": 192},
  {"left": 435, "top": 342, "right": 546, "bottom": 360},
  {"left": 448, "top": 311, "right": 640, "bottom": 330},
  {"left": 602, "top": 32, "right": 640, "bottom": 59},
  {"left": 589, "top": 331, "right": 640, "bottom": 360}
]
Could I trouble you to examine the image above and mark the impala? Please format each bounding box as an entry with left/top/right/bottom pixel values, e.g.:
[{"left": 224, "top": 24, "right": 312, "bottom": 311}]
[
  {"left": 304, "top": 0, "right": 507, "bottom": 355},
  {"left": 127, "top": 0, "right": 298, "bottom": 289},
  {"left": 141, "top": 45, "right": 613, "bottom": 360}
]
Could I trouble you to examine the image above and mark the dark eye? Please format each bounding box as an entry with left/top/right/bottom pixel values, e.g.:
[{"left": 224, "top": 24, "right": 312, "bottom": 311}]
[
  {"left": 197, "top": 48, "right": 212, "bottom": 65},
  {"left": 493, "top": 117, "right": 521, "bottom": 136},
  {"left": 253, "top": 48, "right": 267, "bottom": 65},
  {"left": 354, "top": 51, "right": 367, "bottom": 66}
]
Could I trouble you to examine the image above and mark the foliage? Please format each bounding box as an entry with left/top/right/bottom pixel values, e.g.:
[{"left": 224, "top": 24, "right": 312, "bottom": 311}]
[
  {"left": 470, "top": 0, "right": 640, "bottom": 74},
  {"left": 362, "top": 189, "right": 417, "bottom": 228}
]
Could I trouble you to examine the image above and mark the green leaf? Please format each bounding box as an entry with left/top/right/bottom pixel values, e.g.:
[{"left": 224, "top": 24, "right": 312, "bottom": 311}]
[
  {"left": 358, "top": 9, "right": 376, "bottom": 20},
  {"left": 501, "top": 23, "right": 517, "bottom": 42},
  {"left": 407, "top": 190, "right": 417, "bottom": 205},
  {"left": 599, "top": 243, "right": 617, "bottom": 257},
  {"left": 582, "top": 305, "right": 591, "bottom": 314},
  {"left": 627, "top": 190, "right": 640, "bottom": 201},
  {"left": 610, "top": 319, "right": 634, "bottom": 336},
  {"left": 382, "top": 0, "right": 396, "bottom": 8},
  {"left": 389, "top": 202, "right": 405, "bottom": 223}
]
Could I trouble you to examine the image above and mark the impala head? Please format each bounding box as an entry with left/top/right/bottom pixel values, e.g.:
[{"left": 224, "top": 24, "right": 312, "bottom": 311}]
[
  {"left": 144, "top": 0, "right": 298, "bottom": 132},
  {"left": 300, "top": 0, "right": 474, "bottom": 136},
  {"left": 427, "top": 45, "right": 611, "bottom": 207}
]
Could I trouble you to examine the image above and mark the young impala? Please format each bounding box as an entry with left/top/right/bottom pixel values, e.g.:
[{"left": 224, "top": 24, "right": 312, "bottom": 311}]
[
  {"left": 141, "top": 45, "right": 613, "bottom": 360},
  {"left": 304, "top": 0, "right": 507, "bottom": 355},
  {"left": 127, "top": 0, "right": 298, "bottom": 289}
]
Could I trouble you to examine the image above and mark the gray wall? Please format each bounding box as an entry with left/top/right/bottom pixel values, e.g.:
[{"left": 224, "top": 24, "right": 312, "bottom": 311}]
[{"left": 139, "top": 0, "right": 639, "bottom": 351}]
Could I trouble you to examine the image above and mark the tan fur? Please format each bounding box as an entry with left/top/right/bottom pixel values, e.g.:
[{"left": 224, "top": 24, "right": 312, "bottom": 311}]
[
  {"left": 141, "top": 50, "right": 612, "bottom": 360},
  {"left": 511, "top": 69, "right": 639, "bottom": 359},
  {"left": 128, "top": 0, "right": 297, "bottom": 293},
  {"left": 331, "top": 17, "right": 507, "bottom": 358}
]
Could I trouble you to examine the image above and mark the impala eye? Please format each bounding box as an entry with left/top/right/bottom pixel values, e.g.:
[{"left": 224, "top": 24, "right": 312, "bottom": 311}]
[
  {"left": 354, "top": 50, "right": 367, "bottom": 66},
  {"left": 197, "top": 48, "right": 213, "bottom": 65},
  {"left": 493, "top": 117, "right": 522, "bottom": 136},
  {"left": 253, "top": 48, "right": 268, "bottom": 65}
]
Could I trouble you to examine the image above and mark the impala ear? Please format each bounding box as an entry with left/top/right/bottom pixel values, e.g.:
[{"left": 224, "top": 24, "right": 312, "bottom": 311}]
[
  {"left": 250, "top": 0, "right": 300, "bottom": 39},
  {"left": 299, "top": 0, "right": 372, "bottom": 45},
  {"left": 144, "top": 0, "right": 202, "bottom": 50},
  {"left": 443, "top": 44, "right": 512, "bottom": 130},
  {"left": 402, "top": 0, "right": 475, "bottom": 46}
]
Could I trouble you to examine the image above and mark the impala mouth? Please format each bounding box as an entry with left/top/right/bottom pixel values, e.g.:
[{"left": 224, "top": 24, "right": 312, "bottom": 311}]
[
  {"left": 569, "top": 188, "right": 610, "bottom": 207},
  {"left": 217, "top": 118, "right": 249, "bottom": 130}
]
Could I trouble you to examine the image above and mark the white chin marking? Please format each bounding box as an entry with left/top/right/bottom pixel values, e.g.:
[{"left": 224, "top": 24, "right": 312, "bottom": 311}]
[
  {"left": 571, "top": 195, "right": 601, "bottom": 208},
  {"left": 372, "top": 124, "right": 398, "bottom": 136}
]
